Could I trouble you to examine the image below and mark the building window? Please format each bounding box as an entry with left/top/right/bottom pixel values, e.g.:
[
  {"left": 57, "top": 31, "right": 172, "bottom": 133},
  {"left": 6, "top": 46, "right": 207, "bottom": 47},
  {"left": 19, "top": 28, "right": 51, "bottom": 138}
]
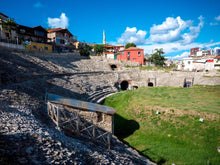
[
  {"left": 128, "top": 57, "right": 130, "bottom": 60},
  {"left": 45, "top": 47, "right": 48, "bottom": 50},
  {"left": 56, "top": 38, "right": 60, "bottom": 44},
  {"left": 121, "top": 51, "right": 124, "bottom": 55},
  {"left": 127, "top": 52, "right": 130, "bottom": 56},
  {"left": 188, "top": 61, "right": 191, "bottom": 64},
  {"left": 33, "top": 45, "right": 37, "bottom": 49},
  {"left": 34, "top": 30, "right": 45, "bottom": 37},
  {"left": 5, "top": 33, "right": 9, "bottom": 38},
  {"left": 60, "top": 39, "right": 65, "bottom": 44},
  {"left": 20, "top": 29, "right": 25, "bottom": 33},
  {"left": 138, "top": 52, "right": 141, "bottom": 56}
]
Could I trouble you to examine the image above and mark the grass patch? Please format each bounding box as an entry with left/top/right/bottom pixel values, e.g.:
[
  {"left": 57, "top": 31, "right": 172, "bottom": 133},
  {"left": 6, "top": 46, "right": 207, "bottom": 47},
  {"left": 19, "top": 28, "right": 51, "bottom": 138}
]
[
  {"left": 104, "top": 86, "right": 220, "bottom": 165},
  {"left": 203, "top": 76, "right": 220, "bottom": 78},
  {"left": 125, "top": 65, "right": 175, "bottom": 71}
]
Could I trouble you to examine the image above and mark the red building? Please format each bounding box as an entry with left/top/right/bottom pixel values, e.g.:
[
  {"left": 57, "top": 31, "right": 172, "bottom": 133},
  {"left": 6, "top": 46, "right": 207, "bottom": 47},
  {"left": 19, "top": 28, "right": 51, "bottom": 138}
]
[
  {"left": 117, "top": 47, "right": 144, "bottom": 65},
  {"left": 190, "top": 48, "right": 199, "bottom": 56}
]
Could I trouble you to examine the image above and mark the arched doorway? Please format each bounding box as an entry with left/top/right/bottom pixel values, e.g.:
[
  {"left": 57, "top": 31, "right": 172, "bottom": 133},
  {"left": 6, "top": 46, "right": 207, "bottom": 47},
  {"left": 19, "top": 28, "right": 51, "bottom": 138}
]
[
  {"left": 184, "top": 82, "right": 191, "bottom": 88},
  {"left": 121, "top": 81, "right": 129, "bottom": 90},
  {"left": 133, "top": 86, "right": 138, "bottom": 90},
  {"left": 148, "top": 82, "right": 154, "bottom": 87},
  {"left": 110, "top": 64, "right": 117, "bottom": 71}
]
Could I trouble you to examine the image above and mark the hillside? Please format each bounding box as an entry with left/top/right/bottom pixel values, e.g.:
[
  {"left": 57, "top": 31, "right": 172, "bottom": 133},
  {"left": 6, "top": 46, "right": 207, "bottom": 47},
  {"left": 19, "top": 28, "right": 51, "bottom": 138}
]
[{"left": 0, "top": 47, "right": 155, "bottom": 165}]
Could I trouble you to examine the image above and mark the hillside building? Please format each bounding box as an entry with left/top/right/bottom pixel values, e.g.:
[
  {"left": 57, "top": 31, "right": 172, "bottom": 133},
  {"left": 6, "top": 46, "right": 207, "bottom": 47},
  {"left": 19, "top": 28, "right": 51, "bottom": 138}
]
[
  {"left": 0, "top": 12, "right": 17, "bottom": 43},
  {"left": 117, "top": 47, "right": 144, "bottom": 65},
  {"left": 190, "top": 48, "right": 199, "bottom": 57},
  {"left": 17, "top": 25, "right": 48, "bottom": 44},
  {"left": 103, "top": 45, "right": 125, "bottom": 59},
  {"left": 0, "top": 12, "right": 9, "bottom": 40},
  {"left": 47, "top": 28, "right": 77, "bottom": 53},
  {"left": 214, "top": 47, "right": 220, "bottom": 55},
  {"left": 214, "top": 55, "right": 220, "bottom": 69}
]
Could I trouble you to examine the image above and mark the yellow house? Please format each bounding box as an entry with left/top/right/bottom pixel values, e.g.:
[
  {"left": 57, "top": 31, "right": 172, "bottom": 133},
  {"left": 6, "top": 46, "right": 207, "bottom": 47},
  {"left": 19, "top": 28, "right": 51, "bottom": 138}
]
[{"left": 25, "top": 41, "right": 52, "bottom": 53}]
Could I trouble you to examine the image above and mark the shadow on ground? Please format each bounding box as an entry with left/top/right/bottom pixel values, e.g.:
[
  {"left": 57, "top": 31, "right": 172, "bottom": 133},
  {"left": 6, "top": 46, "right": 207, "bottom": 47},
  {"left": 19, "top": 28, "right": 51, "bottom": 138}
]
[
  {"left": 114, "top": 113, "right": 140, "bottom": 139},
  {"left": 114, "top": 114, "right": 166, "bottom": 164}
]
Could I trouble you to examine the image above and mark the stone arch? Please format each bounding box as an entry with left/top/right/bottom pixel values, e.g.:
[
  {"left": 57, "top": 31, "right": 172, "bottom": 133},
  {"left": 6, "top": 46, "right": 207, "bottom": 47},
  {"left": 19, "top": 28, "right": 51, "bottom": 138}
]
[
  {"left": 120, "top": 80, "right": 129, "bottom": 90},
  {"left": 184, "top": 82, "right": 191, "bottom": 88},
  {"left": 110, "top": 64, "right": 117, "bottom": 71},
  {"left": 133, "top": 86, "right": 138, "bottom": 90},
  {"left": 148, "top": 82, "right": 154, "bottom": 87},
  {"left": 183, "top": 77, "right": 194, "bottom": 88}
]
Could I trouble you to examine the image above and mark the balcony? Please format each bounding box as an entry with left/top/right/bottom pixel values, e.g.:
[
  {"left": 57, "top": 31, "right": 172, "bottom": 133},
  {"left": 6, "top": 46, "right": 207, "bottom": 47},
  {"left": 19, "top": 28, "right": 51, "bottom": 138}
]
[{"left": 55, "top": 34, "right": 77, "bottom": 42}]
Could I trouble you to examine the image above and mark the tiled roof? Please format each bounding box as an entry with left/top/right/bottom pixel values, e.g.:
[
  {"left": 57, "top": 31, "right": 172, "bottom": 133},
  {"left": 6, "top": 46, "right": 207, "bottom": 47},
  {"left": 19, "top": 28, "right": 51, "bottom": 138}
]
[
  {"left": 47, "top": 28, "right": 63, "bottom": 32},
  {"left": 214, "top": 55, "right": 220, "bottom": 59},
  {"left": 47, "top": 28, "right": 73, "bottom": 37},
  {"left": 104, "top": 52, "right": 115, "bottom": 54},
  {"left": 125, "top": 47, "right": 143, "bottom": 50},
  {"left": 0, "top": 12, "right": 8, "bottom": 18},
  {"left": 104, "top": 45, "right": 114, "bottom": 48}
]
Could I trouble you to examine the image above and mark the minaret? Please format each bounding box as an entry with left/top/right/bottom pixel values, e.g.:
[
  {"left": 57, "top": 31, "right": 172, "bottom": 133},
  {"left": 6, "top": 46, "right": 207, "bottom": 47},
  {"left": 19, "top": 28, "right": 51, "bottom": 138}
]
[{"left": 103, "top": 29, "right": 106, "bottom": 45}]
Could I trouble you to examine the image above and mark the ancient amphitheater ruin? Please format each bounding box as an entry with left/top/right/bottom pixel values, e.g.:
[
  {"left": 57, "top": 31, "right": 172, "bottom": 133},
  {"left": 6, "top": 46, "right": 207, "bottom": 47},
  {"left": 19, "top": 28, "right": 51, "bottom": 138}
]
[{"left": 0, "top": 46, "right": 220, "bottom": 164}]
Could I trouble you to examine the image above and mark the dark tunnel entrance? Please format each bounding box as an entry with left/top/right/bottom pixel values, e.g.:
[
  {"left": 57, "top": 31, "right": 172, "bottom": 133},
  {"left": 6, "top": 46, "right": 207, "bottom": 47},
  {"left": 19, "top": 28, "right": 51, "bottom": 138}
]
[
  {"left": 121, "top": 81, "right": 129, "bottom": 90},
  {"left": 133, "top": 86, "right": 138, "bottom": 90},
  {"left": 148, "top": 82, "right": 154, "bottom": 87},
  {"left": 110, "top": 64, "right": 117, "bottom": 71},
  {"left": 184, "top": 82, "right": 192, "bottom": 88}
]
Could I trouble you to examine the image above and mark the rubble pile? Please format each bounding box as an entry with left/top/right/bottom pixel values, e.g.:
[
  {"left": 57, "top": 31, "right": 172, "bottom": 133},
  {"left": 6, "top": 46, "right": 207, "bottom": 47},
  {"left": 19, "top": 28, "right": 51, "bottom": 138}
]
[{"left": 0, "top": 89, "right": 154, "bottom": 164}]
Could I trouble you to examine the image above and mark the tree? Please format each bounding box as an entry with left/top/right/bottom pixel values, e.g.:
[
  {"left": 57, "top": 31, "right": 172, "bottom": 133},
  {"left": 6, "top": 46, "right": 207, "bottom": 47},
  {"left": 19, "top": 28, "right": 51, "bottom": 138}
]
[
  {"left": 148, "top": 48, "right": 166, "bottom": 66},
  {"left": 94, "top": 44, "right": 104, "bottom": 56},
  {"left": 2, "top": 18, "right": 16, "bottom": 41},
  {"left": 125, "top": 42, "right": 136, "bottom": 49},
  {"left": 79, "top": 47, "right": 90, "bottom": 56}
]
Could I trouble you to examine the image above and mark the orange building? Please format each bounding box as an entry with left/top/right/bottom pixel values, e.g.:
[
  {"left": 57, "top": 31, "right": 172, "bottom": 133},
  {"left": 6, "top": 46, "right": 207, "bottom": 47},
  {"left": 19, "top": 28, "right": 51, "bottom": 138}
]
[{"left": 117, "top": 47, "right": 144, "bottom": 65}]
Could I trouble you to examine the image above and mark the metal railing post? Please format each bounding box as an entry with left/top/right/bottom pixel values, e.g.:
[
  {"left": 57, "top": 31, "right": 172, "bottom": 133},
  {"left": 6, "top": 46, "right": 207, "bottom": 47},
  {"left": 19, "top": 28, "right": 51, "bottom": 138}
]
[
  {"left": 108, "top": 133, "right": 111, "bottom": 150},
  {"left": 57, "top": 107, "right": 59, "bottom": 129},
  {"left": 76, "top": 111, "right": 80, "bottom": 135}
]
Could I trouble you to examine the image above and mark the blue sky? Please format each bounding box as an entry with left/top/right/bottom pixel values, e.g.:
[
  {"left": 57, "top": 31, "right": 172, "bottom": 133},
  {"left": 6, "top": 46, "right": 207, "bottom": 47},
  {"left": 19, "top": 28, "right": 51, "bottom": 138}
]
[{"left": 1, "top": 0, "right": 220, "bottom": 59}]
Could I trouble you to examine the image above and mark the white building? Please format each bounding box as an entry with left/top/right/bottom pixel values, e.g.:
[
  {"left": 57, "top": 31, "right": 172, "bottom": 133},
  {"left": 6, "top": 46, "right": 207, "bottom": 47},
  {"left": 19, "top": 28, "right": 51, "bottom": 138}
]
[
  {"left": 196, "top": 49, "right": 211, "bottom": 56},
  {"left": 214, "top": 47, "right": 220, "bottom": 55},
  {"left": 103, "top": 52, "right": 115, "bottom": 59},
  {"left": 183, "top": 58, "right": 214, "bottom": 71},
  {"left": 183, "top": 58, "right": 194, "bottom": 71}
]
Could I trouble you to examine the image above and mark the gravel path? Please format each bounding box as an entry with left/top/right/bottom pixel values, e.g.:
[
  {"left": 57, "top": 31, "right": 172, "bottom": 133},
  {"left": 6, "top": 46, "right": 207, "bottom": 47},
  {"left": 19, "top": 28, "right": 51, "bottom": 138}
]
[{"left": 0, "top": 89, "right": 155, "bottom": 165}]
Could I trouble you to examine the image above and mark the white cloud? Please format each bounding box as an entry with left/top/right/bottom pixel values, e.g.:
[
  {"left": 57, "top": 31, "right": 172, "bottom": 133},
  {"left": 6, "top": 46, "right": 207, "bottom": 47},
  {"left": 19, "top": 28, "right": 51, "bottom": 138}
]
[
  {"left": 116, "top": 15, "right": 220, "bottom": 59},
  {"left": 149, "top": 16, "right": 190, "bottom": 43},
  {"left": 210, "top": 22, "right": 218, "bottom": 26},
  {"left": 48, "top": 13, "right": 69, "bottom": 28},
  {"left": 33, "top": 2, "right": 45, "bottom": 8},
  {"left": 139, "top": 42, "right": 198, "bottom": 55},
  {"left": 167, "top": 52, "right": 189, "bottom": 60},
  {"left": 215, "top": 15, "right": 220, "bottom": 21},
  {"left": 149, "top": 16, "right": 204, "bottom": 44},
  {"left": 150, "top": 17, "right": 180, "bottom": 34},
  {"left": 139, "top": 41, "right": 220, "bottom": 57},
  {"left": 117, "top": 16, "right": 204, "bottom": 46},
  {"left": 117, "top": 27, "right": 147, "bottom": 45},
  {"left": 181, "top": 16, "right": 204, "bottom": 44}
]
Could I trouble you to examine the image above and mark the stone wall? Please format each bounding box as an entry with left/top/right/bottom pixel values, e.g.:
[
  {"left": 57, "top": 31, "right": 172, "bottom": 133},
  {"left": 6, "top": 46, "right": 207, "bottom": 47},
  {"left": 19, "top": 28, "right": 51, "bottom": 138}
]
[
  {"left": 1, "top": 47, "right": 220, "bottom": 104},
  {"left": 117, "top": 69, "right": 220, "bottom": 88}
]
